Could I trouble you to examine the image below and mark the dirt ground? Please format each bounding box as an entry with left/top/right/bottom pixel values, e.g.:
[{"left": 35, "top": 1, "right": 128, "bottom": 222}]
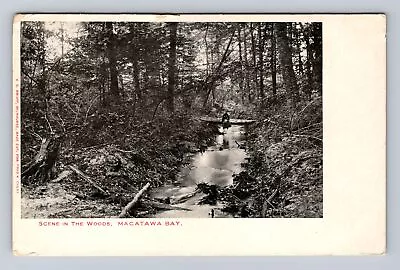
[{"left": 21, "top": 181, "right": 121, "bottom": 218}]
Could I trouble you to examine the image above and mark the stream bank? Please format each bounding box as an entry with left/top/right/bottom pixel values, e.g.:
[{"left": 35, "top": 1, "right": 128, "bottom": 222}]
[
  {"left": 225, "top": 119, "right": 323, "bottom": 218},
  {"left": 21, "top": 113, "right": 322, "bottom": 219},
  {"left": 148, "top": 124, "right": 249, "bottom": 218},
  {"left": 145, "top": 116, "right": 322, "bottom": 219},
  {"left": 21, "top": 115, "right": 219, "bottom": 218}
]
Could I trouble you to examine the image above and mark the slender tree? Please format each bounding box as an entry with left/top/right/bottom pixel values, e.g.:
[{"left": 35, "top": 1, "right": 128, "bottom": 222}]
[
  {"left": 258, "top": 23, "right": 265, "bottom": 106},
  {"left": 129, "top": 23, "right": 142, "bottom": 101},
  {"left": 294, "top": 23, "right": 303, "bottom": 75},
  {"left": 274, "top": 22, "right": 299, "bottom": 108},
  {"left": 237, "top": 24, "right": 245, "bottom": 104},
  {"left": 312, "top": 23, "right": 322, "bottom": 96},
  {"left": 242, "top": 24, "right": 252, "bottom": 103},
  {"left": 302, "top": 23, "right": 313, "bottom": 100},
  {"left": 270, "top": 23, "right": 277, "bottom": 101},
  {"left": 167, "top": 22, "right": 178, "bottom": 113},
  {"left": 250, "top": 23, "right": 258, "bottom": 102},
  {"left": 105, "top": 22, "right": 119, "bottom": 100}
]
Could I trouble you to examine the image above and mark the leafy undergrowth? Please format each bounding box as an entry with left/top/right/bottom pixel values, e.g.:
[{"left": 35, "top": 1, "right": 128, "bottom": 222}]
[
  {"left": 21, "top": 113, "right": 217, "bottom": 218},
  {"left": 218, "top": 98, "right": 323, "bottom": 218},
  {"left": 21, "top": 98, "right": 323, "bottom": 219}
]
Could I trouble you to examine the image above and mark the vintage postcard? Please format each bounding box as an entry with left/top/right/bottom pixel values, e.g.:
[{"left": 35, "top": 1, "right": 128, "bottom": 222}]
[{"left": 13, "top": 14, "right": 386, "bottom": 256}]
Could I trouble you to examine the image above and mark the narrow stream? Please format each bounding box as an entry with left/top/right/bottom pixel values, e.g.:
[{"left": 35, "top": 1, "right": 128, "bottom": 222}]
[{"left": 150, "top": 124, "right": 248, "bottom": 218}]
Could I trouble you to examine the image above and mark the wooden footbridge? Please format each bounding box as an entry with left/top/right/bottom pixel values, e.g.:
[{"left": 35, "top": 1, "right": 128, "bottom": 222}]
[{"left": 199, "top": 117, "right": 256, "bottom": 125}]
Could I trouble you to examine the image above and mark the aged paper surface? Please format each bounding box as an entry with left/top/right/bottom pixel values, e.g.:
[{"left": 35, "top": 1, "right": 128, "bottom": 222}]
[{"left": 12, "top": 14, "right": 386, "bottom": 256}]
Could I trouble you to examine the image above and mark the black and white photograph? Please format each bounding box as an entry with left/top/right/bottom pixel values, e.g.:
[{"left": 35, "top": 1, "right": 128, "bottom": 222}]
[{"left": 18, "top": 18, "right": 323, "bottom": 219}]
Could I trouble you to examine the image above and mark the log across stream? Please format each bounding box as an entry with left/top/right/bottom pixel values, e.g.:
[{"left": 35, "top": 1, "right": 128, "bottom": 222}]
[{"left": 149, "top": 123, "right": 249, "bottom": 218}]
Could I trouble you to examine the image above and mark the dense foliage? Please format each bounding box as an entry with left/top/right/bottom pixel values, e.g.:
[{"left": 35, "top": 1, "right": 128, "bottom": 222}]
[{"left": 20, "top": 21, "right": 322, "bottom": 218}]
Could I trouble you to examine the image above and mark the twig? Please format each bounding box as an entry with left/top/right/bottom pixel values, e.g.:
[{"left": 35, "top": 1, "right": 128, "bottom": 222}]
[
  {"left": 151, "top": 99, "right": 165, "bottom": 121},
  {"left": 66, "top": 103, "right": 80, "bottom": 125},
  {"left": 82, "top": 142, "right": 111, "bottom": 150},
  {"left": 262, "top": 189, "right": 278, "bottom": 217},
  {"left": 291, "top": 134, "right": 322, "bottom": 142},
  {"left": 44, "top": 113, "right": 54, "bottom": 134},
  {"left": 21, "top": 69, "right": 39, "bottom": 85},
  {"left": 290, "top": 97, "right": 322, "bottom": 132},
  {"left": 293, "top": 122, "right": 322, "bottom": 133},
  {"left": 28, "top": 130, "right": 43, "bottom": 141},
  {"left": 84, "top": 95, "right": 100, "bottom": 124},
  {"left": 68, "top": 165, "right": 109, "bottom": 195},
  {"left": 57, "top": 113, "right": 66, "bottom": 133},
  {"left": 65, "top": 102, "right": 77, "bottom": 115},
  {"left": 65, "top": 102, "right": 81, "bottom": 125},
  {"left": 112, "top": 147, "right": 137, "bottom": 153},
  {"left": 298, "top": 97, "right": 322, "bottom": 117}
]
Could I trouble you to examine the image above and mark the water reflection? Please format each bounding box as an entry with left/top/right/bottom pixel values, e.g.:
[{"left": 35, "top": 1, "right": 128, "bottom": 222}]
[
  {"left": 181, "top": 125, "right": 247, "bottom": 187},
  {"left": 150, "top": 124, "right": 248, "bottom": 217}
]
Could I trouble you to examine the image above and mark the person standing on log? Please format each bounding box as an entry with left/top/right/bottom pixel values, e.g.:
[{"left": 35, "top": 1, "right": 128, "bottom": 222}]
[
  {"left": 221, "top": 112, "right": 231, "bottom": 129},
  {"left": 222, "top": 112, "right": 230, "bottom": 123}
]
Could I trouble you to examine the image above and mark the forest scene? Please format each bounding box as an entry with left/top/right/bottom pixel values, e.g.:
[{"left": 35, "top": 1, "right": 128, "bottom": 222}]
[{"left": 19, "top": 20, "right": 322, "bottom": 218}]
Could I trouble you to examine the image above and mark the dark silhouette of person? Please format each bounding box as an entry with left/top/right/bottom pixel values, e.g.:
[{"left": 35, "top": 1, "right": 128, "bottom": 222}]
[
  {"left": 222, "top": 112, "right": 230, "bottom": 123},
  {"left": 199, "top": 143, "right": 207, "bottom": 154},
  {"left": 221, "top": 112, "right": 231, "bottom": 129}
]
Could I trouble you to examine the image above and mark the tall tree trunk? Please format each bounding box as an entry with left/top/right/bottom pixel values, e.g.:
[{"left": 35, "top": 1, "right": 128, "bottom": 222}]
[
  {"left": 258, "top": 23, "right": 265, "bottom": 106},
  {"left": 204, "top": 23, "right": 210, "bottom": 77},
  {"left": 270, "top": 23, "right": 277, "bottom": 101},
  {"left": 38, "top": 23, "right": 48, "bottom": 102},
  {"left": 274, "top": 22, "right": 299, "bottom": 108},
  {"left": 211, "top": 34, "right": 221, "bottom": 105},
  {"left": 237, "top": 24, "right": 245, "bottom": 104},
  {"left": 60, "top": 22, "right": 64, "bottom": 59},
  {"left": 105, "top": 22, "right": 119, "bottom": 100},
  {"left": 250, "top": 23, "right": 258, "bottom": 102},
  {"left": 99, "top": 57, "right": 107, "bottom": 106},
  {"left": 130, "top": 24, "right": 142, "bottom": 101},
  {"left": 312, "top": 23, "right": 323, "bottom": 96},
  {"left": 167, "top": 22, "right": 178, "bottom": 113},
  {"left": 242, "top": 24, "right": 251, "bottom": 103},
  {"left": 303, "top": 24, "right": 313, "bottom": 100},
  {"left": 295, "top": 23, "right": 303, "bottom": 75},
  {"left": 119, "top": 74, "right": 124, "bottom": 94}
]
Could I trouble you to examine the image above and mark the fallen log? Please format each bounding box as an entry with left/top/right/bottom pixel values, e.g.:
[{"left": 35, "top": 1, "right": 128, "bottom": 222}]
[
  {"left": 119, "top": 182, "right": 151, "bottom": 218},
  {"left": 199, "top": 117, "right": 256, "bottom": 124},
  {"left": 68, "top": 165, "right": 108, "bottom": 195},
  {"left": 172, "top": 190, "right": 200, "bottom": 204},
  {"left": 144, "top": 200, "right": 192, "bottom": 211},
  {"left": 51, "top": 170, "right": 72, "bottom": 183}
]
